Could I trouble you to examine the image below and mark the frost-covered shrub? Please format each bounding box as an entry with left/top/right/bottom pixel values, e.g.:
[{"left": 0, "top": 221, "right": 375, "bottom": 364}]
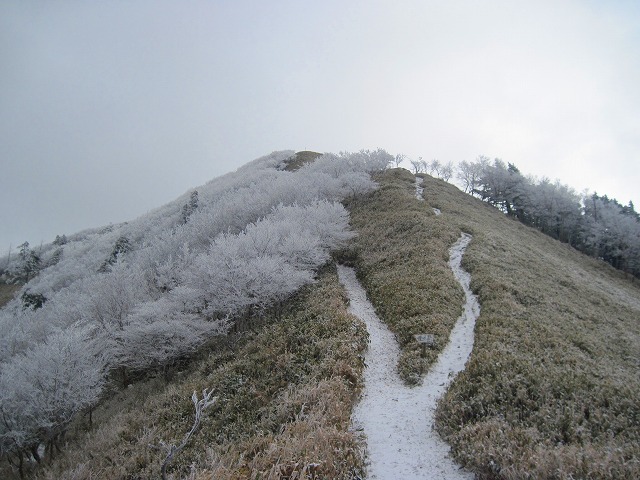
[
  {"left": 185, "top": 200, "right": 352, "bottom": 317},
  {"left": 0, "top": 149, "right": 389, "bottom": 462},
  {"left": 0, "top": 327, "right": 107, "bottom": 456},
  {"left": 108, "top": 298, "right": 228, "bottom": 372}
]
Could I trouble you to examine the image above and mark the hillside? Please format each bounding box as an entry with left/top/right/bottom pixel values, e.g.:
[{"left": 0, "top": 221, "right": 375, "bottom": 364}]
[
  {"left": 2, "top": 155, "right": 639, "bottom": 479},
  {"left": 0, "top": 150, "right": 389, "bottom": 479},
  {"left": 347, "top": 169, "right": 640, "bottom": 478}
]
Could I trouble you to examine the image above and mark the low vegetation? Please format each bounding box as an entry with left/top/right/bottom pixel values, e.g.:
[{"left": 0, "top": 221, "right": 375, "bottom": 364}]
[
  {"left": 283, "top": 150, "right": 322, "bottom": 171},
  {"left": 4, "top": 155, "right": 638, "bottom": 479},
  {"left": 24, "top": 268, "right": 367, "bottom": 479},
  {"left": 0, "top": 281, "right": 21, "bottom": 308},
  {"left": 347, "top": 169, "right": 640, "bottom": 478},
  {"left": 343, "top": 168, "right": 464, "bottom": 383}
]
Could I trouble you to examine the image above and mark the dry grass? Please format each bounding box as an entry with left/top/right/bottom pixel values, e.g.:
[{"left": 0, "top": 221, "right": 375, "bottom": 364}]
[
  {"left": 9, "top": 166, "right": 640, "bottom": 479},
  {"left": 347, "top": 169, "right": 640, "bottom": 478},
  {"left": 0, "top": 281, "right": 21, "bottom": 308},
  {"left": 429, "top": 174, "right": 640, "bottom": 479},
  {"left": 342, "top": 168, "right": 464, "bottom": 383},
  {"left": 27, "top": 267, "right": 367, "bottom": 480},
  {"left": 283, "top": 151, "right": 322, "bottom": 171}
]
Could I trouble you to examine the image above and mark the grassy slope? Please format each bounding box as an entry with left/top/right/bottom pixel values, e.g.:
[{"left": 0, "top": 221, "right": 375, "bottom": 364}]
[
  {"left": 29, "top": 268, "right": 367, "bottom": 480},
  {"left": 347, "top": 169, "right": 640, "bottom": 479},
  {"left": 0, "top": 282, "right": 21, "bottom": 308},
  {"left": 342, "top": 168, "right": 465, "bottom": 383},
  {"left": 283, "top": 150, "right": 322, "bottom": 171}
]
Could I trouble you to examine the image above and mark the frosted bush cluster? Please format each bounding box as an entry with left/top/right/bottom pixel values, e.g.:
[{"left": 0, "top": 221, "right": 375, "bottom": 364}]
[{"left": 0, "top": 149, "right": 391, "bottom": 462}]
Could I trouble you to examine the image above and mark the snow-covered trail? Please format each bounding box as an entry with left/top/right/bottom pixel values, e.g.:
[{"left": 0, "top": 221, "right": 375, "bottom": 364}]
[
  {"left": 338, "top": 233, "right": 479, "bottom": 479},
  {"left": 415, "top": 175, "right": 425, "bottom": 200},
  {"left": 415, "top": 176, "right": 441, "bottom": 215}
]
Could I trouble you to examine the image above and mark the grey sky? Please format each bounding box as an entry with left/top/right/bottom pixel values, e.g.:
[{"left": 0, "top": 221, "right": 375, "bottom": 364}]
[{"left": 1, "top": 1, "right": 639, "bottom": 251}]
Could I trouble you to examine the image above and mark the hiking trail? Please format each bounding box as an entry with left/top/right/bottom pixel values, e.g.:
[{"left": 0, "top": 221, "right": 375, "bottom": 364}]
[{"left": 338, "top": 233, "right": 479, "bottom": 479}]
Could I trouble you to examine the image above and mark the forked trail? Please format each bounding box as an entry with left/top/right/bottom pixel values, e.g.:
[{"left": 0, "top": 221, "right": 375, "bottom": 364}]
[{"left": 337, "top": 233, "right": 479, "bottom": 479}]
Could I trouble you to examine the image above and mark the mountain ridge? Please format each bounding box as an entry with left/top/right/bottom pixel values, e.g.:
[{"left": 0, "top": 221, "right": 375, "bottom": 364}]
[
  {"left": 347, "top": 168, "right": 639, "bottom": 478},
  {"left": 1, "top": 153, "right": 639, "bottom": 479}
]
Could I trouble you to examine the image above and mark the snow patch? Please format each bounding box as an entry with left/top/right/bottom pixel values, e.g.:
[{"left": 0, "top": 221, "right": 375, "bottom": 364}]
[
  {"left": 416, "top": 176, "right": 442, "bottom": 215},
  {"left": 337, "top": 233, "right": 479, "bottom": 479},
  {"left": 415, "top": 176, "right": 424, "bottom": 201}
]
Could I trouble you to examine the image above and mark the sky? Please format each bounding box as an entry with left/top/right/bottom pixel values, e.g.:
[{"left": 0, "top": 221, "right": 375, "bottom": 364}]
[{"left": 1, "top": 0, "right": 639, "bottom": 251}]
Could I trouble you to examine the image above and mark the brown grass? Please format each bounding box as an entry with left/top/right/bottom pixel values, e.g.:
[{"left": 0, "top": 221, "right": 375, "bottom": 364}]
[
  {"left": 347, "top": 169, "right": 640, "bottom": 478},
  {"left": 342, "top": 168, "right": 464, "bottom": 383},
  {"left": 0, "top": 281, "right": 21, "bottom": 308},
  {"left": 283, "top": 151, "right": 322, "bottom": 171},
  {"left": 28, "top": 267, "right": 367, "bottom": 480}
]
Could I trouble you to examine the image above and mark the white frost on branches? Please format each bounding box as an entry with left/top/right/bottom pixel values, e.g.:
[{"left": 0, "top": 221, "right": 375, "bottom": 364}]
[
  {"left": 155, "top": 388, "right": 217, "bottom": 480},
  {"left": 0, "top": 327, "right": 107, "bottom": 456},
  {"left": 0, "top": 149, "right": 390, "bottom": 461}
]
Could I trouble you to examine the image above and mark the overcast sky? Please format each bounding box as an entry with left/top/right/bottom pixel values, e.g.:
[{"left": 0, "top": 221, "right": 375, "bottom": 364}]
[{"left": 1, "top": 0, "right": 639, "bottom": 251}]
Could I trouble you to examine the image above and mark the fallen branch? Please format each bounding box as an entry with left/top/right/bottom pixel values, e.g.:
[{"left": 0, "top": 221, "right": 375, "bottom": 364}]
[{"left": 154, "top": 388, "right": 217, "bottom": 480}]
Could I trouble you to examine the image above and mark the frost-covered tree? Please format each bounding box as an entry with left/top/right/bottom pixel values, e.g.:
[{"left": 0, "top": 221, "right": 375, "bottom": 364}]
[
  {"left": 46, "top": 247, "right": 64, "bottom": 268},
  {"left": 455, "top": 155, "right": 639, "bottom": 276},
  {"left": 581, "top": 194, "right": 640, "bottom": 273},
  {"left": 476, "top": 159, "right": 529, "bottom": 217},
  {"left": 9, "top": 242, "right": 41, "bottom": 283},
  {"left": 392, "top": 154, "right": 405, "bottom": 168},
  {"left": 457, "top": 159, "right": 483, "bottom": 194},
  {"left": 0, "top": 149, "right": 392, "bottom": 470},
  {"left": 440, "top": 161, "right": 454, "bottom": 181},
  {"left": 524, "top": 178, "right": 582, "bottom": 244},
  {"left": 428, "top": 159, "right": 441, "bottom": 176},
  {"left": 98, "top": 236, "right": 132, "bottom": 272},
  {"left": 52, "top": 235, "right": 67, "bottom": 246},
  {"left": 109, "top": 298, "right": 228, "bottom": 373},
  {"left": 180, "top": 190, "right": 199, "bottom": 224},
  {"left": 20, "top": 290, "right": 46, "bottom": 310},
  {"left": 409, "top": 158, "right": 424, "bottom": 174},
  {"left": 0, "top": 327, "right": 107, "bottom": 467}
]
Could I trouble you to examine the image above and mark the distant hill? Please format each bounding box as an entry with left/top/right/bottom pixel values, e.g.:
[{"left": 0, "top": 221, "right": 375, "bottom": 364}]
[{"left": 1, "top": 153, "right": 638, "bottom": 479}]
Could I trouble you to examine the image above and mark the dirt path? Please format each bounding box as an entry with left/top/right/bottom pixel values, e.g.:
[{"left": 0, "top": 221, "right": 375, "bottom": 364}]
[{"left": 338, "top": 233, "right": 479, "bottom": 479}]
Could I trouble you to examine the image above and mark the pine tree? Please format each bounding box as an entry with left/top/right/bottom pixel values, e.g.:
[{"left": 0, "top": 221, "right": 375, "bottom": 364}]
[
  {"left": 16, "top": 241, "right": 41, "bottom": 282},
  {"left": 180, "top": 190, "right": 199, "bottom": 224}
]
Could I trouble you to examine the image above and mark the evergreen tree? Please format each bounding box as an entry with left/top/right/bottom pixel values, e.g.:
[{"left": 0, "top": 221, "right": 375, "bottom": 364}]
[
  {"left": 180, "top": 190, "right": 199, "bottom": 224},
  {"left": 53, "top": 234, "right": 68, "bottom": 246},
  {"left": 15, "top": 241, "right": 41, "bottom": 282},
  {"left": 99, "top": 236, "right": 132, "bottom": 272}
]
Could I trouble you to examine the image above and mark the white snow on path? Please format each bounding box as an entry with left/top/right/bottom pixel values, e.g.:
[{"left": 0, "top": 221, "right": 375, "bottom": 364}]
[
  {"left": 415, "top": 176, "right": 441, "bottom": 215},
  {"left": 338, "top": 233, "right": 479, "bottom": 479},
  {"left": 415, "top": 176, "right": 425, "bottom": 200}
]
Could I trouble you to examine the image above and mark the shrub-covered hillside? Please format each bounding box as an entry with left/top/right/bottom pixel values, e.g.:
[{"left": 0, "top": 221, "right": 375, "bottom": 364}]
[
  {"left": 28, "top": 268, "right": 369, "bottom": 479},
  {"left": 2, "top": 154, "right": 638, "bottom": 479},
  {"left": 0, "top": 150, "right": 391, "bottom": 478}
]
